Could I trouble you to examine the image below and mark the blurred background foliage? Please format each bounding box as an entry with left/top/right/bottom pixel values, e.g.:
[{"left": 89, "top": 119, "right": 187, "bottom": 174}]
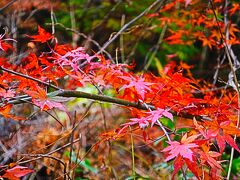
[{"left": 0, "top": 0, "right": 240, "bottom": 179}]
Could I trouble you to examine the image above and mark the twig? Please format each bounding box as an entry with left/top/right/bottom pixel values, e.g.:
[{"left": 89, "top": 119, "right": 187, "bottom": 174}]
[
  {"left": 157, "top": 120, "right": 171, "bottom": 142},
  {"left": 68, "top": 111, "right": 76, "bottom": 175},
  {"left": 120, "top": 14, "right": 125, "bottom": 63},
  {"left": 114, "top": 142, "right": 161, "bottom": 177},
  {"left": 50, "top": 6, "right": 55, "bottom": 35},
  {"left": 209, "top": 1, "right": 240, "bottom": 179},
  {"left": 144, "top": 24, "right": 167, "bottom": 71},
  {"left": 22, "top": 154, "right": 69, "bottom": 180},
  {"left": 4, "top": 89, "right": 155, "bottom": 110},
  {"left": 93, "top": 1, "right": 122, "bottom": 31},
  {"left": 0, "top": 0, "right": 18, "bottom": 13},
  {"left": 44, "top": 110, "right": 64, "bottom": 127},
  {"left": 0, "top": 66, "right": 61, "bottom": 90},
  {"left": 59, "top": 90, "right": 158, "bottom": 111},
  {"left": 49, "top": 22, "right": 113, "bottom": 60},
  {"left": 142, "top": 101, "right": 172, "bottom": 141},
  {"left": 129, "top": 126, "right": 136, "bottom": 179},
  {"left": 98, "top": 0, "right": 165, "bottom": 53},
  {"left": 16, "top": 138, "right": 82, "bottom": 166},
  {"left": 69, "top": 0, "right": 78, "bottom": 48}
]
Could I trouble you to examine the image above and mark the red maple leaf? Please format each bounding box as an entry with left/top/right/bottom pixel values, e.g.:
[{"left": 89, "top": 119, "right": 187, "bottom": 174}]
[
  {"left": 229, "top": 4, "right": 240, "bottom": 15},
  {"left": 2, "top": 165, "right": 33, "bottom": 180},
  {"left": 195, "top": 148, "right": 222, "bottom": 170},
  {"left": 170, "top": 155, "right": 202, "bottom": 178},
  {"left": 0, "top": 105, "right": 24, "bottom": 120},
  {"left": 0, "top": 33, "right": 15, "bottom": 52},
  {"left": 194, "top": 119, "right": 240, "bottom": 153},
  {"left": 53, "top": 46, "right": 94, "bottom": 72},
  {"left": 27, "top": 26, "right": 53, "bottom": 43}
]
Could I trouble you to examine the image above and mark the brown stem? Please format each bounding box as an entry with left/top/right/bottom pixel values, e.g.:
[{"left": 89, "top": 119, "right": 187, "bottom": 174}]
[{"left": 4, "top": 89, "right": 208, "bottom": 122}]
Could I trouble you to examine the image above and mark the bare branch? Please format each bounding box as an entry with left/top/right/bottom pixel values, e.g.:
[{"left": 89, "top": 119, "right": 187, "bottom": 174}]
[
  {"left": 98, "top": 0, "right": 166, "bottom": 53},
  {"left": 0, "top": 66, "right": 61, "bottom": 90},
  {"left": 0, "top": 0, "right": 18, "bottom": 13}
]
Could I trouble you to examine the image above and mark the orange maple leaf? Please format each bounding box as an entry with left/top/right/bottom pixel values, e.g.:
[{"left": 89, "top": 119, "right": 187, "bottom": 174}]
[{"left": 0, "top": 105, "right": 24, "bottom": 120}]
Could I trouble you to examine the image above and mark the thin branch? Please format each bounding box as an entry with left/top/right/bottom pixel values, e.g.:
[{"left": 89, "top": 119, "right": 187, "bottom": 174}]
[
  {"left": 129, "top": 126, "right": 136, "bottom": 179},
  {"left": 144, "top": 24, "right": 167, "bottom": 71},
  {"left": 157, "top": 120, "right": 171, "bottom": 142},
  {"left": 49, "top": 22, "right": 113, "bottom": 60},
  {"left": 22, "top": 154, "right": 68, "bottom": 180},
  {"left": 44, "top": 110, "right": 64, "bottom": 127},
  {"left": 15, "top": 138, "right": 82, "bottom": 166},
  {"left": 93, "top": 1, "right": 122, "bottom": 31},
  {"left": 69, "top": 0, "right": 78, "bottom": 48},
  {"left": 0, "top": 0, "right": 18, "bottom": 13},
  {"left": 98, "top": 0, "right": 165, "bottom": 53},
  {"left": 50, "top": 6, "right": 55, "bottom": 35},
  {"left": 209, "top": 1, "right": 240, "bottom": 179},
  {"left": 0, "top": 66, "right": 61, "bottom": 90},
  {"left": 120, "top": 14, "right": 125, "bottom": 63}
]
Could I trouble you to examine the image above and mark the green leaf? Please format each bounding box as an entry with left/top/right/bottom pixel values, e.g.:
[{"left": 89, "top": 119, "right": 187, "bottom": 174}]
[
  {"left": 231, "top": 157, "right": 240, "bottom": 175},
  {"left": 160, "top": 117, "right": 175, "bottom": 130},
  {"left": 64, "top": 151, "right": 98, "bottom": 174}
]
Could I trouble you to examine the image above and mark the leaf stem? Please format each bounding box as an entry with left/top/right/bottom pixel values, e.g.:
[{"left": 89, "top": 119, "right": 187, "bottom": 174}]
[{"left": 129, "top": 126, "right": 136, "bottom": 180}]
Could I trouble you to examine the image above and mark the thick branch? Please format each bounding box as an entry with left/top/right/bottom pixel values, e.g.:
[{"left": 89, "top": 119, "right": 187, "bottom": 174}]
[
  {"left": 59, "top": 90, "right": 155, "bottom": 109},
  {"left": 4, "top": 89, "right": 205, "bottom": 121},
  {"left": 6, "top": 89, "right": 154, "bottom": 110}
]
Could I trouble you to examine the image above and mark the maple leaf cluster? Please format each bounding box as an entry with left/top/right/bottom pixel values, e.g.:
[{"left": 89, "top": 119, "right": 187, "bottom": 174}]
[
  {"left": 148, "top": 0, "right": 240, "bottom": 49},
  {"left": 0, "top": 24, "right": 239, "bottom": 179}
]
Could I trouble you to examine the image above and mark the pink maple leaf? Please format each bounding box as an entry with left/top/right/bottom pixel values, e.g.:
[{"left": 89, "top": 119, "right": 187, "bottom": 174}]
[
  {"left": 25, "top": 88, "right": 66, "bottom": 111},
  {"left": 162, "top": 134, "right": 199, "bottom": 162},
  {"left": 33, "top": 99, "right": 66, "bottom": 111},
  {"left": 185, "top": 0, "right": 191, "bottom": 7},
  {"left": 146, "top": 108, "right": 173, "bottom": 127},
  {"left": 0, "top": 88, "right": 15, "bottom": 99},
  {"left": 119, "top": 75, "right": 153, "bottom": 99},
  {"left": 53, "top": 47, "right": 94, "bottom": 72},
  {"left": 122, "top": 117, "right": 150, "bottom": 129}
]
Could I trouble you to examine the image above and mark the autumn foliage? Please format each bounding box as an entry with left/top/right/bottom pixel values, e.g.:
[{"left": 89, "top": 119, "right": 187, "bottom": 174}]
[{"left": 0, "top": 0, "right": 240, "bottom": 179}]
